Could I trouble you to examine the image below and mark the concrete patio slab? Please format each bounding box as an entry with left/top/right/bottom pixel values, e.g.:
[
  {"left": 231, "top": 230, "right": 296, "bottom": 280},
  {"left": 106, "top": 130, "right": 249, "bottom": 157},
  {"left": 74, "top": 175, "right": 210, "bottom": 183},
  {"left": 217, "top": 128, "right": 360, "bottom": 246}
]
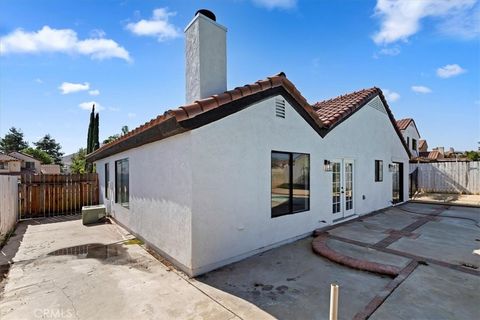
[
  {"left": 369, "top": 264, "right": 480, "bottom": 320},
  {"left": 388, "top": 218, "right": 480, "bottom": 267},
  {"left": 326, "top": 238, "right": 411, "bottom": 270},
  {"left": 0, "top": 217, "right": 270, "bottom": 320},
  {"left": 198, "top": 238, "right": 391, "bottom": 320}
]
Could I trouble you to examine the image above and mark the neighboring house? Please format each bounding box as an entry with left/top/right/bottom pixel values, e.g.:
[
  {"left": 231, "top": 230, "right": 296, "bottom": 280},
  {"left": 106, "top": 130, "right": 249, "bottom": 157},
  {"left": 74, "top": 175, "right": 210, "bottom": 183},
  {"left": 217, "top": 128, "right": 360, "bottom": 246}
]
[
  {"left": 0, "top": 153, "right": 21, "bottom": 174},
  {"left": 87, "top": 10, "right": 410, "bottom": 276},
  {"left": 40, "top": 164, "right": 61, "bottom": 174},
  {"left": 9, "top": 151, "right": 41, "bottom": 174},
  {"left": 418, "top": 150, "right": 443, "bottom": 161},
  {"left": 418, "top": 139, "right": 428, "bottom": 153},
  {"left": 396, "top": 118, "right": 421, "bottom": 157}
]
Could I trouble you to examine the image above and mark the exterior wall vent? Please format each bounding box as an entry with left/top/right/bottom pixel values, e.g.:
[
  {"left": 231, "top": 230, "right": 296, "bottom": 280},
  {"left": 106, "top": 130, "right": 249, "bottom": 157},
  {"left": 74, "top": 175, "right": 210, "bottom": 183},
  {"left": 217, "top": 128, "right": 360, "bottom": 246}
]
[
  {"left": 368, "top": 96, "right": 387, "bottom": 115},
  {"left": 275, "top": 98, "right": 286, "bottom": 118}
]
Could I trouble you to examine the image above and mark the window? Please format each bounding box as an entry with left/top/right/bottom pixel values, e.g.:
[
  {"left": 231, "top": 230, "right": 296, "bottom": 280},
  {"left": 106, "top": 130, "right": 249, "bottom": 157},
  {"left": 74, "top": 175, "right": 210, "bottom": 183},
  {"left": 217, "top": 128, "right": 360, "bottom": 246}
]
[
  {"left": 25, "top": 161, "right": 35, "bottom": 169},
  {"left": 271, "top": 151, "right": 310, "bottom": 217},
  {"left": 0, "top": 162, "right": 5, "bottom": 169},
  {"left": 375, "top": 160, "right": 383, "bottom": 182},
  {"left": 115, "top": 159, "right": 129, "bottom": 207},
  {"left": 104, "top": 163, "right": 110, "bottom": 199},
  {"left": 412, "top": 139, "right": 417, "bottom": 151},
  {"left": 406, "top": 137, "right": 410, "bottom": 148}
]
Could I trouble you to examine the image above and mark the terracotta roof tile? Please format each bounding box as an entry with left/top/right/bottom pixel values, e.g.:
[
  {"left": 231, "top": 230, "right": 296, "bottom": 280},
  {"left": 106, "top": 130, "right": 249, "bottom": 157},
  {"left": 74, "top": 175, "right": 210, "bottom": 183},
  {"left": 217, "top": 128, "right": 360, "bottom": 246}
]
[
  {"left": 88, "top": 72, "right": 319, "bottom": 161},
  {"left": 396, "top": 118, "right": 413, "bottom": 131},
  {"left": 313, "top": 88, "right": 381, "bottom": 128},
  {"left": 0, "top": 153, "right": 20, "bottom": 161},
  {"left": 419, "top": 150, "right": 442, "bottom": 160},
  {"left": 88, "top": 72, "right": 411, "bottom": 161},
  {"left": 418, "top": 139, "right": 426, "bottom": 150}
]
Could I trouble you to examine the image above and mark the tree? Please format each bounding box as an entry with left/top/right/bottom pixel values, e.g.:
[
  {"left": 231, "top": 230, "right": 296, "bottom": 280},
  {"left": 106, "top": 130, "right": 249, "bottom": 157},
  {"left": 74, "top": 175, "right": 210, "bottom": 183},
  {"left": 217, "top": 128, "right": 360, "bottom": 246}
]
[
  {"left": 103, "top": 134, "right": 120, "bottom": 145},
  {"left": 70, "top": 148, "right": 87, "bottom": 174},
  {"left": 465, "top": 151, "right": 480, "bottom": 161},
  {"left": 102, "top": 125, "right": 128, "bottom": 145},
  {"left": 0, "top": 127, "right": 28, "bottom": 153},
  {"left": 34, "top": 134, "right": 64, "bottom": 165},
  {"left": 22, "top": 147, "right": 53, "bottom": 164},
  {"left": 87, "top": 105, "right": 95, "bottom": 154},
  {"left": 93, "top": 113, "right": 100, "bottom": 150}
]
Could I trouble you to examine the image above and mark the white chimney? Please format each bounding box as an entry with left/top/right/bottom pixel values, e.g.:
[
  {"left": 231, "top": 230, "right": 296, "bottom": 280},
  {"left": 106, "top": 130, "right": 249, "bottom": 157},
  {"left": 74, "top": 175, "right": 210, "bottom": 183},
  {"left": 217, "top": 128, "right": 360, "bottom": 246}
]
[{"left": 185, "top": 9, "right": 227, "bottom": 104}]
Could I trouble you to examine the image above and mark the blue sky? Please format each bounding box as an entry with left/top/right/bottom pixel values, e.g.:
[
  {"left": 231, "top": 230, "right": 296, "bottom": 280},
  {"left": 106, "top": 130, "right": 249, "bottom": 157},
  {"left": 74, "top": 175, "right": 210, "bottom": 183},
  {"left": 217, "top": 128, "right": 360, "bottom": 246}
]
[{"left": 0, "top": 0, "right": 479, "bottom": 154}]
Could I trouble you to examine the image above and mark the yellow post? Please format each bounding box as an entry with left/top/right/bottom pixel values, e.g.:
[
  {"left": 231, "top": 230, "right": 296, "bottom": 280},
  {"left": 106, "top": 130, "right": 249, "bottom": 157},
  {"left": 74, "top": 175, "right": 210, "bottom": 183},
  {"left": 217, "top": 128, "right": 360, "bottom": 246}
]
[{"left": 329, "top": 283, "right": 339, "bottom": 320}]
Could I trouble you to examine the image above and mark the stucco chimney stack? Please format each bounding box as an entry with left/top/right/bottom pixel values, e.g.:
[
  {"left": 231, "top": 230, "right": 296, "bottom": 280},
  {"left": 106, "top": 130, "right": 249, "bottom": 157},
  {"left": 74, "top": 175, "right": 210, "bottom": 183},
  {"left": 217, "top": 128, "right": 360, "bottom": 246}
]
[{"left": 185, "top": 9, "right": 227, "bottom": 104}]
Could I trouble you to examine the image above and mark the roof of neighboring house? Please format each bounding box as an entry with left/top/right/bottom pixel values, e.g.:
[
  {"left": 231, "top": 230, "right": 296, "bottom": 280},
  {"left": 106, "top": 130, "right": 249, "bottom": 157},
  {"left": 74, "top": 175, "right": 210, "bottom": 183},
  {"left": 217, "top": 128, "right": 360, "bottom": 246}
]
[
  {"left": 87, "top": 73, "right": 410, "bottom": 162},
  {"left": 418, "top": 139, "right": 427, "bottom": 150},
  {"left": 9, "top": 151, "right": 40, "bottom": 162},
  {"left": 40, "top": 164, "right": 61, "bottom": 174},
  {"left": 419, "top": 150, "right": 443, "bottom": 160},
  {"left": 396, "top": 118, "right": 413, "bottom": 131},
  {"left": 0, "top": 153, "right": 20, "bottom": 162},
  {"left": 396, "top": 117, "right": 422, "bottom": 138}
]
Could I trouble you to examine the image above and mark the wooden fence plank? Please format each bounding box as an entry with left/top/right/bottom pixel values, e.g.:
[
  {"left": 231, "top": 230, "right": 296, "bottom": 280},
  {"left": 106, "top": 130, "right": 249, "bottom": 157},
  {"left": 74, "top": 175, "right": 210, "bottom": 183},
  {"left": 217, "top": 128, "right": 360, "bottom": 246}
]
[
  {"left": 410, "top": 161, "right": 480, "bottom": 194},
  {"left": 17, "top": 173, "right": 99, "bottom": 219}
]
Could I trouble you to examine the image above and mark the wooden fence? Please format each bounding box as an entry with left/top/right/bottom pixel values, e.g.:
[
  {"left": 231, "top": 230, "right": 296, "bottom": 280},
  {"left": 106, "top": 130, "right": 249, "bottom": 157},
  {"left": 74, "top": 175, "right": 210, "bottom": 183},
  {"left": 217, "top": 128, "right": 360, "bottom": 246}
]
[
  {"left": 410, "top": 161, "right": 480, "bottom": 195},
  {"left": 18, "top": 173, "right": 99, "bottom": 219},
  {"left": 1, "top": 176, "right": 18, "bottom": 241}
]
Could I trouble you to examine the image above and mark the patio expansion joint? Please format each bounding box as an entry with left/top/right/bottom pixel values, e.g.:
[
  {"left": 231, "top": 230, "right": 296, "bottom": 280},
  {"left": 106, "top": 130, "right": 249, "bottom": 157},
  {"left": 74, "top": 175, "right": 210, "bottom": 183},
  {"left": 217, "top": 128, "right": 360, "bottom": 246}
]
[
  {"left": 352, "top": 260, "right": 419, "bottom": 320},
  {"left": 327, "top": 234, "right": 480, "bottom": 277},
  {"left": 371, "top": 206, "right": 448, "bottom": 250}
]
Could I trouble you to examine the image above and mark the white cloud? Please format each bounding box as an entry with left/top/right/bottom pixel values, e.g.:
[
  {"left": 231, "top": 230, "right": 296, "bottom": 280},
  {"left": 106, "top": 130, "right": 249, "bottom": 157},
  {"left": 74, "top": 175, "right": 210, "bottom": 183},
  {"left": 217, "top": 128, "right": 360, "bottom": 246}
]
[
  {"left": 88, "top": 89, "right": 100, "bottom": 96},
  {"left": 89, "top": 29, "right": 106, "bottom": 38},
  {"left": 126, "top": 8, "right": 180, "bottom": 42},
  {"left": 411, "top": 86, "right": 432, "bottom": 94},
  {"left": 372, "top": 0, "right": 477, "bottom": 45},
  {"left": 59, "top": 82, "right": 90, "bottom": 94},
  {"left": 379, "top": 46, "right": 400, "bottom": 56},
  {"left": 127, "top": 112, "right": 136, "bottom": 118},
  {"left": 382, "top": 89, "right": 400, "bottom": 102},
  {"left": 436, "top": 64, "right": 466, "bottom": 78},
  {"left": 0, "top": 26, "right": 131, "bottom": 61},
  {"left": 34, "top": 78, "right": 43, "bottom": 84},
  {"left": 79, "top": 101, "right": 105, "bottom": 111},
  {"left": 252, "top": 0, "right": 297, "bottom": 9}
]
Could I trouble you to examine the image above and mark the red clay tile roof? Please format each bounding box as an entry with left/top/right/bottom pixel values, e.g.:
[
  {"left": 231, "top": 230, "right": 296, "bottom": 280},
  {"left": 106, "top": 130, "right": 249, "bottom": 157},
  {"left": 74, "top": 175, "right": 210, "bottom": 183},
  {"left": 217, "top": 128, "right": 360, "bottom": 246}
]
[
  {"left": 396, "top": 118, "right": 413, "bottom": 131},
  {"left": 40, "top": 164, "right": 61, "bottom": 174},
  {"left": 87, "top": 72, "right": 323, "bottom": 161},
  {"left": 0, "top": 153, "right": 20, "bottom": 162},
  {"left": 419, "top": 151, "right": 443, "bottom": 160},
  {"left": 313, "top": 88, "right": 381, "bottom": 128},
  {"left": 87, "top": 73, "right": 411, "bottom": 161},
  {"left": 418, "top": 139, "right": 426, "bottom": 150}
]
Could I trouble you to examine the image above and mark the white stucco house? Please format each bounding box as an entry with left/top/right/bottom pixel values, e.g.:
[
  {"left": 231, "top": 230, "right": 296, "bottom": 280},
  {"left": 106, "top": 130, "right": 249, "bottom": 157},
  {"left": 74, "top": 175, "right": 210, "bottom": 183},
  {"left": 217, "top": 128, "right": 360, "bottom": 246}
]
[
  {"left": 396, "top": 118, "right": 421, "bottom": 158},
  {"left": 87, "top": 10, "right": 410, "bottom": 276}
]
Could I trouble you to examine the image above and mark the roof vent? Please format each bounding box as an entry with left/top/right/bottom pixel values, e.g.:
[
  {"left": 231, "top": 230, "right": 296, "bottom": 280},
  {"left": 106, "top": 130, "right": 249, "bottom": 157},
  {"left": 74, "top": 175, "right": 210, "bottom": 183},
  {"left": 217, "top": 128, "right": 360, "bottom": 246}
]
[
  {"left": 195, "top": 9, "right": 216, "bottom": 21},
  {"left": 275, "top": 98, "right": 286, "bottom": 118}
]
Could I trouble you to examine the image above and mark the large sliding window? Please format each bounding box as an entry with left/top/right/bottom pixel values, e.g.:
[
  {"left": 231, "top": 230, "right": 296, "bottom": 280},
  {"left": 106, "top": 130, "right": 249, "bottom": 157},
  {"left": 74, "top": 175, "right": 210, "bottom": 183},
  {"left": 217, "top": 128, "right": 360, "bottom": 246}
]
[
  {"left": 115, "top": 159, "right": 129, "bottom": 208},
  {"left": 271, "top": 151, "right": 310, "bottom": 218}
]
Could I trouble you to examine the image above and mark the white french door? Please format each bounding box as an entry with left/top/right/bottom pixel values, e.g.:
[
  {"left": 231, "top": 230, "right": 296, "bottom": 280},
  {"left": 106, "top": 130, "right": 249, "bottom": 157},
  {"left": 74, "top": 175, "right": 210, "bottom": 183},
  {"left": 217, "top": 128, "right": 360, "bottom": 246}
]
[{"left": 332, "top": 159, "right": 355, "bottom": 219}]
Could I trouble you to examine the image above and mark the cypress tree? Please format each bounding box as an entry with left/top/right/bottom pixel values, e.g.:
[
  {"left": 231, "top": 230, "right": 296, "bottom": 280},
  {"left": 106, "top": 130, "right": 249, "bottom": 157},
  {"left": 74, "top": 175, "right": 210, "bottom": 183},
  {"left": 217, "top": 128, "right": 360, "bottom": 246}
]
[
  {"left": 93, "top": 113, "right": 99, "bottom": 151},
  {"left": 87, "top": 105, "right": 95, "bottom": 153}
]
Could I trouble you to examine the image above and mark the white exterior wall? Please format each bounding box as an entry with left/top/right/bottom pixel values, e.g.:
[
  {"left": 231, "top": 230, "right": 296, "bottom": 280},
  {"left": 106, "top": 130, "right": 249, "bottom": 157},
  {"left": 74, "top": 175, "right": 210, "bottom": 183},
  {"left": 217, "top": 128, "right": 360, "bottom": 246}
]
[
  {"left": 401, "top": 123, "right": 420, "bottom": 157},
  {"left": 95, "top": 132, "right": 194, "bottom": 272},
  {"left": 189, "top": 94, "right": 409, "bottom": 275}
]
